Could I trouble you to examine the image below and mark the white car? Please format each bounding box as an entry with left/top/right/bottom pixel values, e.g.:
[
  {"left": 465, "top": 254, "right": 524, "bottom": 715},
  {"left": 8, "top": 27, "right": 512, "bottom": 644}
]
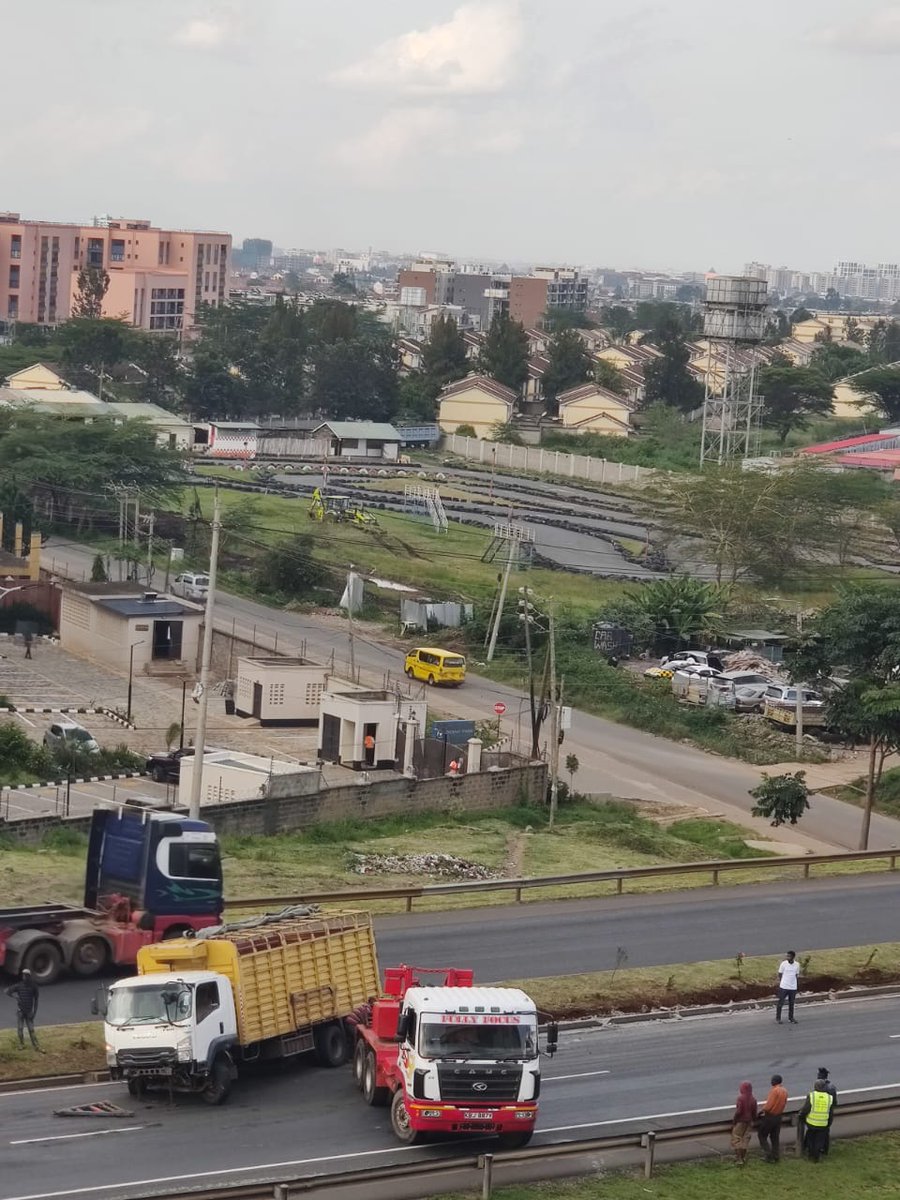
[
  {"left": 171, "top": 572, "right": 210, "bottom": 601},
  {"left": 44, "top": 720, "right": 100, "bottom": 757}
]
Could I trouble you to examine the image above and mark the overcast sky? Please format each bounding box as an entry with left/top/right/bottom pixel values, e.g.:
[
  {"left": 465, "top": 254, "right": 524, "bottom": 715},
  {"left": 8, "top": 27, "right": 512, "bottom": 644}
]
[{"left": 5, "top": 1, "right": 900, "bottom": 271}]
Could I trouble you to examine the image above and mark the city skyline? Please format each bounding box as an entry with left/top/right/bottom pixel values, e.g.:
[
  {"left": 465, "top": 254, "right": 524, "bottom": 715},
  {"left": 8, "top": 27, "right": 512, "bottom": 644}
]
[{"left": 5, "top": 1, "right": 900, "bottom": 270}]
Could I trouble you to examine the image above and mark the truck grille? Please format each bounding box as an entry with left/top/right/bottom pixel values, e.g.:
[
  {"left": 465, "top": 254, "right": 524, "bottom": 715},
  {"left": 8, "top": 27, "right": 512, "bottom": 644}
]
[
  {"left": 437, "top": 1064, "right": 522, "bottom": 1103},
  {"left": 117, "top": 1048, "right": 177, "bottom": 1068}
]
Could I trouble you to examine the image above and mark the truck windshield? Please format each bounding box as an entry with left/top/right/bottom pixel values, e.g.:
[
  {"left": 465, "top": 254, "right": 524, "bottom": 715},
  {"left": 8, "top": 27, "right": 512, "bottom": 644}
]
[
  {"left": 419, "top": 1021, "right": 536, "bottom": 1060},
  {"left": 107, "top": 984, "right": 192, "bottom": 1027}
]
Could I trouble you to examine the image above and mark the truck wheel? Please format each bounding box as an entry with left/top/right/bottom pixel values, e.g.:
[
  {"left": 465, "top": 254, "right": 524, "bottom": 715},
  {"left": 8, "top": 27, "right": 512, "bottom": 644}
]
[
  {"left": 427, "top": 674, "right": 436, "bottom": 686},
  {"left": 127, "top": 1078, "right": 147, "bottom": 1099},
  {"left": 405, "top": 667, "right": 414, "bottom": 679},
  {"left": 352, "top": 1039, "right": 367, "bottom": 1090},
  {"left": 497, "top": 1131, "right": 533, "bottom": 1150},
  {"left": 21, "top": 940, "right": 63, "bottom": 985},
  {"left": 390, "top": 1088, "right": 424, "bottom": 1145},
  {"left": 201, "top": 1056, "right": 232, "bottom": 1106},
  {"left": 362, "top": 1049, "right": 389, "bottom": 1107},
  {"left": 70, "top": 937, "right": 109, "bottom": 978},
  {"left": 313, "top": 1021, "right": 348, "bottom": 1068},
  {"left": 151, "top": 765, "right": 166, "bottom": 782}
]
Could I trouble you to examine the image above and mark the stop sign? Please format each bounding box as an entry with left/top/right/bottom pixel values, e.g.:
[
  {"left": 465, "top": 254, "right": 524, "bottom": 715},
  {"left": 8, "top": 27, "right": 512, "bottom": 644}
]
[{"left": 493, "top": 701, "right": 507, "bottom": 716}]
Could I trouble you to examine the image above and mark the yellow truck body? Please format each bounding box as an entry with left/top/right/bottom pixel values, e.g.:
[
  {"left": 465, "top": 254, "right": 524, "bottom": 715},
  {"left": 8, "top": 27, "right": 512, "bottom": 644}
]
[{"left": 137, "top": 911, "right": 379, "bottom": 1046}]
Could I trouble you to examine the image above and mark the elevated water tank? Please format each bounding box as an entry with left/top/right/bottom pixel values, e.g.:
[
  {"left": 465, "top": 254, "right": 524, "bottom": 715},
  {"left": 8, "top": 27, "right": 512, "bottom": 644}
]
[{"left": 703, "top": 275, "right": 768, "bottom": 342}]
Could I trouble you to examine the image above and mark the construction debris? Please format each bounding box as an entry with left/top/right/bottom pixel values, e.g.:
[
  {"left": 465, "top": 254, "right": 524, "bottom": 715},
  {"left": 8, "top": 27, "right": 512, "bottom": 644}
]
[
  {"left": 349, "top": 851, "right": 497, "bottom": 880},
  {"left": 54, "top": 1101, "right": 135, "bottom": 1118},
  {"left": 721, "top": 652, "right": 785, "bottom": 679}
]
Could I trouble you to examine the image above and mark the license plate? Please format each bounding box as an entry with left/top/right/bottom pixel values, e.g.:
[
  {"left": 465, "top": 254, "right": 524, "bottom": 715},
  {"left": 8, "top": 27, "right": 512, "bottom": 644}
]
[{"left": 463, "top": 1111, "right": 493, "bottom": 1121}]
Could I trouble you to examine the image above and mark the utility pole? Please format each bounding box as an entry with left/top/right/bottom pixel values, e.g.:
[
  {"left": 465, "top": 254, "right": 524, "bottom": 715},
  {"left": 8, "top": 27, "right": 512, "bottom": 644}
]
[
  {"left": 346, "top": 564, "right": 357, "bottom": 682},
  {"left": 518, "top": 586, "right": 542, "bottom": 759},
  {"left": 146, "top": 513, "right": 155, "bottom": 584},
  {"left": 486, "top": 537, "right": 515, "bottom": 663},
  {"left": 794, "top": 608, "right": 804, "bottom": 759},
  {"left": 189, "top": 489, "right": 222, "bottom": 821},
  {"left": 548, "top": 608, "right": 560, "bottom": 828}
]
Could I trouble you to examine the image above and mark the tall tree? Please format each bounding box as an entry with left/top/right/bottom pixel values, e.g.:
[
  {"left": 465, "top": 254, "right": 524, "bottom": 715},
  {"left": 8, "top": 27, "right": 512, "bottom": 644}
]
[
  {"left": 809, "top": 341, "right": 866, "bottom": 383},
  {"left": 844, "top": 316, "right": 865, "bottom": 345},
  {"left": 421, "top": 314, "right": 468, "bottom": 399},
  {"left": 627, "top": 576, "right": 729, "bottom": 653},
  {"left": 56, "top": 317, "right": 135, "bottom": 391},
  {"left": 598, "top": 305, "right": 636, "bottom": 342},
  {"left": 72, "top": 266, "right": 110, "bottom": 319},
  {"left": 310, "top": 338, "right": 399, "bottom": 420},
  {"left": 849, "top": 366, "right": 900, "bottom": 423},
  {"left": 478, "top": 312, "right": 529, "bottom": 393},
  {"left": 541, "top": 328, "right": 592, "bottom": 403},
  {"left": 789, "top": 306, "right": 814, "bottom": 325},
  {"left": 642, "top": 336, "right": 704, "bottom": 412},
  {"left": 593, "top": 359, "right": 628, "bottom": 396},
  {"left": 758, "top": 365, "right": 834, "bottom": 442}
]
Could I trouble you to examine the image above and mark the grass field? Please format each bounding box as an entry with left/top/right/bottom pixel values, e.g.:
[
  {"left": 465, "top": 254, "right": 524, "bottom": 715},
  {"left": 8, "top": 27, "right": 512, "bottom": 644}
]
[
  {"left": 435, "top": 1132, "right": 900, "bottom": 1200},
  {"left": 826, "top": 767, "right": 900, "bottom": 819},
  {"left": 0, "top": 1021, "right": 102, "bottom": 1081}
]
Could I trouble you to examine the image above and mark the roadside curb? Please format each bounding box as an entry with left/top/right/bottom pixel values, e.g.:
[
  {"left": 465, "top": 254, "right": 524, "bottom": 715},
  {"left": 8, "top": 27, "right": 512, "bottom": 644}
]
[
  {"left": 0, "top": 1069, "right": 110, "bottom": 1094},
  {"left": 0, "top": 705, "right": 134, "bottom": 729},
  {"left": 7, "top": 771, "right": 146, "bottom": 790}
]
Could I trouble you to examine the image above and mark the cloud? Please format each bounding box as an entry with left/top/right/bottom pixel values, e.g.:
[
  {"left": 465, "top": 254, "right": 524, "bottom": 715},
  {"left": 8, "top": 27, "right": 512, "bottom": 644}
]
[
  {"left": 334, "top": 2, "right": 523, "bottom": 95},
  {"left": 815, "top": 7, "right": 900, "bottom": 53}
]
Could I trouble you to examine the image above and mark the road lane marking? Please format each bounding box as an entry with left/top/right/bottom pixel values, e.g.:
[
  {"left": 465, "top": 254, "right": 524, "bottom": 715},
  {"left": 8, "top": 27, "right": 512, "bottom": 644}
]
[
  {"left": 11, "top": 1127, "right": 146, "bottom": 1146},
  {"left": 889, "top": 1034, "right": 900, "bottom": 1038},
  {"left": 546, "top": 1070, "right": 611, "bottom": 1081}
]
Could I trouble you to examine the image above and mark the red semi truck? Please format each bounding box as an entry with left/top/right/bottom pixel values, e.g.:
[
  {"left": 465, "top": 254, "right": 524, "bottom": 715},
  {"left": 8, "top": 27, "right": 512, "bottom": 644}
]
[
  {"left": 350, "top": 965, "right": 557, "bottom": 1148},
  {"left": 0, "top": 808, "right": 222, "bottom": 984}
]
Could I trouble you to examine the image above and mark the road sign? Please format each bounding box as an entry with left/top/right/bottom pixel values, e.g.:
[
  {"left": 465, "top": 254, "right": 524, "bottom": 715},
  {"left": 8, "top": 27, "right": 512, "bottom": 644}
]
[{"left": 493, "top": 702, "right": 507, "bottom": 716}]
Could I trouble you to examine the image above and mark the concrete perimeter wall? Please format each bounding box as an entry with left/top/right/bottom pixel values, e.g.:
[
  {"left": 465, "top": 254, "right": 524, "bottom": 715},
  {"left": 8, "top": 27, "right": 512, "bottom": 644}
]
[
  {"left": 443, "top": 433, "right": 654, "bottom": 487},
  {"left": 0, "top": 763, "right": 547, "bottom": 848}
]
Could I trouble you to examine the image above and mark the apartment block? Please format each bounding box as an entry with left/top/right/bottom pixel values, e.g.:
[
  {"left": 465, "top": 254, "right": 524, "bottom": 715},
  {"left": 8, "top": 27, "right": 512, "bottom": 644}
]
[{"left": 0, "top": 213, "right": 232, "bottom": 334}]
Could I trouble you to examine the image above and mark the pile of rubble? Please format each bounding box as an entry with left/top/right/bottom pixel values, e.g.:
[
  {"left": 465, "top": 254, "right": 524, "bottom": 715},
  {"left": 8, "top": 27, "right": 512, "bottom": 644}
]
[
  {"left": 721, "top": 651, "right": 785, "bottom": 680},
  {"left": 349, "top": 851, "right": 497, "bottom": 880}
]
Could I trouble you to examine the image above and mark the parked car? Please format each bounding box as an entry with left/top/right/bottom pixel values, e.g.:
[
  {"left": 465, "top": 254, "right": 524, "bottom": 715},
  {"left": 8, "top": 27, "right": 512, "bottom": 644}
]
[
  {"left": 171, "top": 572, "right": 210, "bottom": 601},
  {"left": 762, "top": 684, "right": 827, "bottom": 728},
  {"left": 44, "top": 721, "right": 100, "bottom": 757},
  {"left": 716, "top": 670, "right": 781, "bottom": 713},
  {"left": 645, "top": 651, "right": 724, "bottom": 679},
  {"left": 145, "top": 746, "right": 194, "bottom": 783}
]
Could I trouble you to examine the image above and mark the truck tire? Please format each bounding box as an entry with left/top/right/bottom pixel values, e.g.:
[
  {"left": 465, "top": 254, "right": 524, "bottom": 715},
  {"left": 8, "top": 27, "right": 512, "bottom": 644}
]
[
  {"left": 201, "top": 1055, "right": 232, "bottom": 1106},
  {"left": 390, "top": 1087, "right": 424, "bottom": 1145},
  {"left": 352, "top": 1039, "right": 367, "bottom": 1090},
  {"left": 21, "top": 939, "right": 63, "bottom": 985},
  {"left": 313, "top": 1021, "right": 348, "bottom": 1068},
  {"left": 362, "top": 1049, "right": 389, "bottom": 1107},
  {"left": 69, "top": 937, "right": 109, "bottom": 978},
  {"left": 497, "top": 1131, "right": 533, "bottom": 1150},
  {"left": 126, "top": 1078, "right": 147, "bottom": 1099}
]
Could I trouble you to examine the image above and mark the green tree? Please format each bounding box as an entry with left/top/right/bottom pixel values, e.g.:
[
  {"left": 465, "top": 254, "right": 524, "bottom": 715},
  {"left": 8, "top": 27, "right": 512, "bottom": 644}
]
[
  {"left": 642, "top": 336, "right": 704, "bottom": 411},
  {"left": 599, "top": 306, "right": 636, "bottom": 342},
  {"left": 541, "top": 328, "right": 592, "bottom": 404},
  {"left": 283, "top": 271, "right": 302, "bottom": 293},
  {"left": 750, "top": 772, "right": 810, "bottom": 827},
  {"left": 57, "top": 318, "right": 135, "bottom": 391},
  {"left": 824, "top": 287, "right": 842, "bottom": 311},
  {"left": 758, "top": 365, "right": 834, "bottom": 442},
  {"left": 130, "top": 332, "right": 182, "bottom": 406},
  {"left": 541, "top": 308, "right": 593, "bottom": 332},
  {"left": 593, "top": 358, "right": 628, "bottom": 396},
  {"left": 310, "top": 338, "right": 399, "bottom": 420},
  {"left": 421, "top": 314, "right": 468, "bottom": 399},
  {"left": 254, "top": 533, "right": 327, "bottom": 597},
  {"left": 844, "top": 316, "right": 865, "bottom": 345},
  {"left": 478, "top": 312, "right": 529, "bottom": 393},
  {"left": 72, "top": 266, "right": 111, "bottom": 319},
  {"left": 90, "top": 553, "right": 108, "bottom": 582},
  {"left": 809, "top": 341, "right": 866, "bottom": 383},
  {"left": 396, "top": 372, "right": 437, "bottom": 421},
  {"left": 332, "top": 272, "right": 357, "bottom": 295},
  {"left": 764, "top": 310, "right": 791, "bottom": 343},
  {"left": 790, "top": 307, "right": 814, "bottom": 325},
  {"left": 849, "top": 366, "right": 900, "bottom": 423},
  {"left": 628, "top": 576, "right": 730, "bottom": 653}
]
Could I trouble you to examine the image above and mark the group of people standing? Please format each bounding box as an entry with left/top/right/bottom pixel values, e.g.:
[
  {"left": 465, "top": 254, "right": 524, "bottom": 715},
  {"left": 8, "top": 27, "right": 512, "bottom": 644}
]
[{"left": 731, "top": 1068, "right": 837, "bottom": 1165}]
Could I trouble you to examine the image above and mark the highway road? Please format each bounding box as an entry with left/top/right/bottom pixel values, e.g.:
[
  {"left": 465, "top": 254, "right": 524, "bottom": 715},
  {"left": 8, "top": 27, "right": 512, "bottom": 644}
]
[
  {"left": 7, "top": 873, "right": 900, "bottom": 1030},
  {"left": 2, "top": 993, "right": 900, "bottom": 1200},
  {"left": 43, "top": 535, "right": 900, "bottom": 855}
]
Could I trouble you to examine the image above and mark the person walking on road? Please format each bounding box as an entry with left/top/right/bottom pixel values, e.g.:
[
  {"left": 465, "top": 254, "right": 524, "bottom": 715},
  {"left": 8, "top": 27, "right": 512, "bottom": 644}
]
[
  {"left": 757, "top": 1073, "right": 788, "bottom": 1162},
  {"left": 6, "top": 969, "right": 41, "bottom": 1050},
  {"left": 816, "top": 1067, "right": 838, "bottom": 1155},
  {"left": 22, "top": 631, "right": 32, "bottom": 659},
  {"left": 730, "top": 1080, "right": 758, "bottom": 1166},
  {"left": 776, "top": 949, "right": 800, "bottom": 1024},
  {"left": 799, "top": 1078, "right": 834, "bottom": 1162}
]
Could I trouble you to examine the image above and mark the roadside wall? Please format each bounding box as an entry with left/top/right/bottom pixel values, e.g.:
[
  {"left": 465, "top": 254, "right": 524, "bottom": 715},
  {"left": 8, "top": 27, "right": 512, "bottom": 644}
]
[
  {"left": 443, "top": 433, "right": 654, "bottom": 487},
  {"left": 0, "top": 763, "right": 547, "bottom": 847}
]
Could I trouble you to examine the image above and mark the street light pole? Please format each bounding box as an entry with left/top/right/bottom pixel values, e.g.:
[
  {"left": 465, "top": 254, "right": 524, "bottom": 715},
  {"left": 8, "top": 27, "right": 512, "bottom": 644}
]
[
  {"left": 189, "top": 489, "right": 222, "bottom": 821},
  {"left": 126, "top": 639, "right": 145, "bottom": 726},
  {"left": 794, "top": 609, "right": 804, "bottom": 758}
]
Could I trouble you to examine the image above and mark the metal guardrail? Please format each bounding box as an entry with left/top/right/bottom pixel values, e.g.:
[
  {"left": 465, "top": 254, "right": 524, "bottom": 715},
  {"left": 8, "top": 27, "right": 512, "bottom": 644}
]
[
  {"left": 229, "top": 846, "right": 900, "bottom": 913},
  {"left": 145, "top": 1093, "right": 900, "bottom": 1199}
]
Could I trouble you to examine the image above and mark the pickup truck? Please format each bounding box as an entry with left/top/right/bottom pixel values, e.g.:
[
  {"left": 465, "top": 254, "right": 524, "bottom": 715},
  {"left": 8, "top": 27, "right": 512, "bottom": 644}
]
[{"left": 145, "top": 747, "right": 194, "bottom": 784}]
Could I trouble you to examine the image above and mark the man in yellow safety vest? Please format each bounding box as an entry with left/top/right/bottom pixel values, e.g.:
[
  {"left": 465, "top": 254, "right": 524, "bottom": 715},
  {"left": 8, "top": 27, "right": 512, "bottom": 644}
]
[{"left": 799, "top": 1079, "right": 834, "bottom": 1162}]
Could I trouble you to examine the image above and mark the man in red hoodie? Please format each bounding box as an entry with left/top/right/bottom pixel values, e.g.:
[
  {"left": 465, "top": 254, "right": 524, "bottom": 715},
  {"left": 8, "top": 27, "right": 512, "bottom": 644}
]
[{"left": 731, "top": 1081, "right": 758, "bottom": 1166}]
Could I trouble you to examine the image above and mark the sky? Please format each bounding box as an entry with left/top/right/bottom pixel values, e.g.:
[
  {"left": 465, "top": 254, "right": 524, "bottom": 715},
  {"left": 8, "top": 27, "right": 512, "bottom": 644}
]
[{"left": 4, "top": 0, "right": 900, "bottom": 272}]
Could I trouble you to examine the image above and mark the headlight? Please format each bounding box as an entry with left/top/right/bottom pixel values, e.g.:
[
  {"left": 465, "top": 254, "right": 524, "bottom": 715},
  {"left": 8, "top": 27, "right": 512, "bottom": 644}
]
[
  {"left": 515, "top": 1110, "right": 534, "bottom": 1119},
  {"left": 176, "top": 1035, "right": 192, "bottom": 1063},
  {"left": 421, "top": 1109, "right": 442, "bottom": 1119},
  {"left": 104, "top": 1042, "right": 116, "bottom": 1067}
]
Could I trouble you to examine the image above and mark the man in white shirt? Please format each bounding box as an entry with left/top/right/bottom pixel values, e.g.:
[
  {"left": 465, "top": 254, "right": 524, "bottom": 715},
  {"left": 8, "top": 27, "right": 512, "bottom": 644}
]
[{"left": 776, "top": 950, "right": 800, "bottom": 1024}]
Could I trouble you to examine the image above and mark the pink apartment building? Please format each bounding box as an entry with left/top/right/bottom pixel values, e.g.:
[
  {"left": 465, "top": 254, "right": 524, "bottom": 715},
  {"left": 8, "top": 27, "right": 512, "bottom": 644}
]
[{"left": 0, "top": 213, "right": 231, "bottom": 335}]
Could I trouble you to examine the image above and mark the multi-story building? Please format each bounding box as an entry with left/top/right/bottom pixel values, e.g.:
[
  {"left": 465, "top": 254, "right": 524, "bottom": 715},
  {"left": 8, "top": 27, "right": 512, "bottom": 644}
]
[{"left": 0, "top": 212, "right": 232, "bottom": 334}]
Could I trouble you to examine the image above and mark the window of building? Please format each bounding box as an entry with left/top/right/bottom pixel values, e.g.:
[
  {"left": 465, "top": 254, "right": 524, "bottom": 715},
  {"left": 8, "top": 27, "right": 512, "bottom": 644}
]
[
  {"left": 7, "top": 295, "right": 18, "bottom": 319},
  {"left": 111, "top": 239, "right": 125, "bottom": 262},
  {"left": 204, "top": 271, "right": 210, "bottom": 289},
  {"left": 10, "top": 235, "right": 21, "bottom": 260},
  {"left": 149, "top": 285, "right": 185, "bottom": 331},
  {"left": 8, "top": 266, "right": 19, "bottom": 288},
  {"left": 87, "top": 237, "right": 104, "bottom": 267},
  {"left": 205, "top": 243, "right": 211, "bottom": 264}
]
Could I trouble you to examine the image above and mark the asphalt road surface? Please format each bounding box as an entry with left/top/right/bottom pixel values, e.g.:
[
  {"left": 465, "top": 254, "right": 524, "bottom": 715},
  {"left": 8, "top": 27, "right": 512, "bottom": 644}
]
[
  {"left": 6, "top": 873, "right": 900, "bottom": 1030},
  {"left": 2, "top": 994, "right": 899, "bottom": 1200}
]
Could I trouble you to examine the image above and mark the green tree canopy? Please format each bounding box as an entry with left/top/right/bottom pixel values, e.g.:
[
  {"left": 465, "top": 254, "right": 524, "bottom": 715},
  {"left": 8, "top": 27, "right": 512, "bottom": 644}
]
[
  {"left": 541, "top": 328, "right": 592, "bottom": 403},
  {"left": 808, "top": 341, "right": 867, "bottom": 383},
  {"left": 421, "top": 314, "right": 468, "bottom": 400},
  {"left": 72, "top": 266, "right": 111, "bottom": 319},
  {"left": 254, "top": 533, "right": 327, "bottom": 597},
  {"left": 593, "top": 358, "right": 628, "bottom": 396},
  {"left": 849, "top": 366, "right": 900, "bottom": 423},
  {"left": 598, "top": 306, "right": 636, "bottom": 342},
  {"left": 478, "top": 312, "right": 529, "bottom": 392},
  {"left": 310, "top": 338, "right": 399, "bottom": 420},
  {"left": 758, "top": 365, "right": 834, "bottom": 442},
  {"left": 642, "top": 336, "right": 704, "bottom": 411},
  {"left": 627, "top": 576, "right": 730, "bottom": 653}
]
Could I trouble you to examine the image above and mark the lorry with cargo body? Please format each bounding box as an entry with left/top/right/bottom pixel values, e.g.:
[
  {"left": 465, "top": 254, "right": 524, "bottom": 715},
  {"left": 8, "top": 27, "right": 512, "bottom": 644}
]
[
  {"left": 100, "top": 909, "right": 380, "bottom": 1104},
  {"left": 0, "top": 808, "right": 222, "bottom": 985},
  {"left": 350, "top": 965, "right": 556, "bottom": 1148}
]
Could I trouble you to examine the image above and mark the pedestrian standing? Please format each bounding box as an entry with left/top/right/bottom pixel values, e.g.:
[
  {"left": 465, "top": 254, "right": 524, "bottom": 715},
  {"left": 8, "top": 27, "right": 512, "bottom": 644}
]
[
  {"left": 816, "top": 1067, "right": 838, "bottom": 1155},
  {"left": 730, "top": 1080, "right": 757, "bottom": 1166},
  {"left": 757, "top": 1073, "right": 788, "bottom": 1162},
  {"left": 775, "top": 949, "right": 800, "bottom": 1024},
  {"left": 5, "top": 969, "right": 41, "bottom": 1050},
  {"left": 799, "top": 1079, "right": 834, "bottom": 1162},
  {"left": 23, "top": 631, "right": 33, "bottom": 659}
]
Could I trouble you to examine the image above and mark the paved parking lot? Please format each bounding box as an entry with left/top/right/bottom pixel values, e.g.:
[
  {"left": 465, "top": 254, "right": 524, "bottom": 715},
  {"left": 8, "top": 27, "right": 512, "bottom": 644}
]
[{"left": 0, "top": 776, "right": 174, "bottom": 821}]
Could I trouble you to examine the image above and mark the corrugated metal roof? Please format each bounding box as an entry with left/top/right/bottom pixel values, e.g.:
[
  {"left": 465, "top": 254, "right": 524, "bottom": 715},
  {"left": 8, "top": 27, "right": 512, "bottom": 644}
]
[
  {"left": 313, "top": 421, "right": 400, "bottom": 440},
  {"left": 97, "top": 598, "right": 199, "bottom": 618}
]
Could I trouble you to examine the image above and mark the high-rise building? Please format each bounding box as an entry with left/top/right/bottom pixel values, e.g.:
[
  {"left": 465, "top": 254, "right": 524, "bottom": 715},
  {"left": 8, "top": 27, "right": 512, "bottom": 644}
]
[
  {"left": 397, "top": 261, "right": 588, "bottom": 330},
  {"left": 0, "top": 212, "right": 232, "bottom": 334}
]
